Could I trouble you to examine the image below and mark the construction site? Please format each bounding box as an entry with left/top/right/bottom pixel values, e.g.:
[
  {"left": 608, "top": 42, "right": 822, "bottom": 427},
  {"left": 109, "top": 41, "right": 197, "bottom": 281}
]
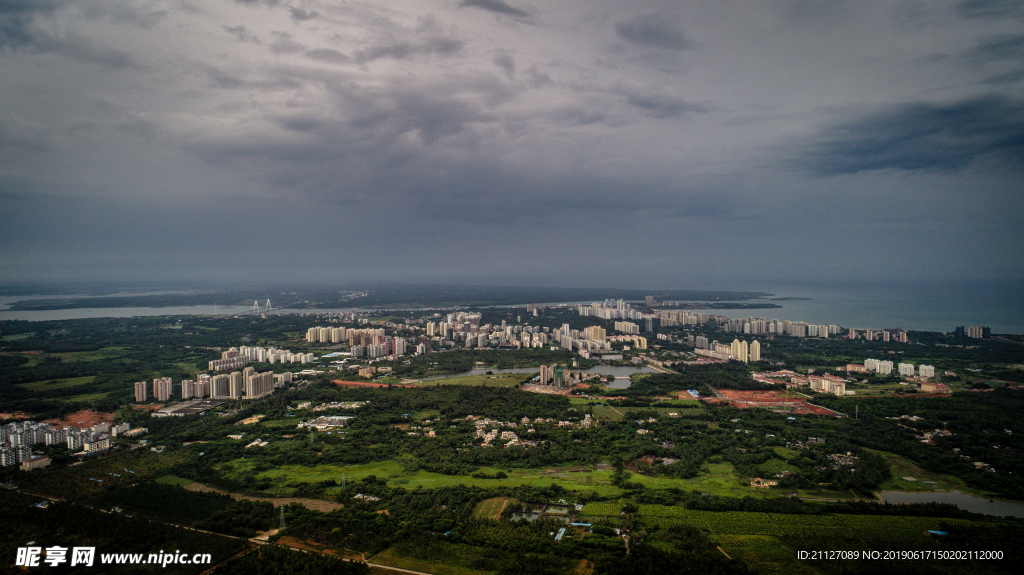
[{"left": 708, "top": 389, "right": 845, "bottom": 417}]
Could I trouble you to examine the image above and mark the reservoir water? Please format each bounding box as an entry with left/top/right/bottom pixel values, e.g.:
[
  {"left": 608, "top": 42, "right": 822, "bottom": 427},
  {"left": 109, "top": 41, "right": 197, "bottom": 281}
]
[{"left": 879, "top": 490, "right": 1024, "bottom": 519}]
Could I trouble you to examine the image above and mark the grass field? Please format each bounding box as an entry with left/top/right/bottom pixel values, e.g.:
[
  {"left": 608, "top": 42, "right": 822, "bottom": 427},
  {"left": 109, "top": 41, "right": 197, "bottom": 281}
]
[
  {"left": 472, "top": 497, "right": 516, "bottom": 520},
  {"left": 258, "top": 418, "right": 304, "bottom": 429},
  {"left": 18, "top": 376, "right": 96, "bottom": 391},
  {"left": 581, "top": 503, "right": 968, "bottom": 543},
  {"left": 871, "top": 448, "right": 980, "bottom": 494},
  {"left": 590, "top": 405, "right": 627, "bottom": 421},
  {"left": 219, "top": 459, "right": 788, "bottom": 499},
  {"left": 413, "top": 409, "right": 441, "bottom": 420}
]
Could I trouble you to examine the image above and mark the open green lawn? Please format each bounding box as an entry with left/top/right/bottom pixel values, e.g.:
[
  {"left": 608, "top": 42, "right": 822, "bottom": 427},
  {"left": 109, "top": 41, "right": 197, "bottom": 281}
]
[
  {"left": 771, "top": 447, "right": 801, "bottom": 460},
  {"left": 412, "top": 409, "right": 441, "bottom": 420},
  {"left": 18, "top": 375, "right": 96, "bottom": 391},
  {"left": 591, "top": 405, "right": 627, "bottom": 421},
  {"left": 218, "top": 459, "right": 786, "bottom": 499},
  {"left": 257, "top": 418, "right": 303, "bottom": 429},
  {"left": 871, "top": 448, "right": 981, "bottom": 495},
  {"left": 1, "top": 332, "right": 35, "bottom": 341}
]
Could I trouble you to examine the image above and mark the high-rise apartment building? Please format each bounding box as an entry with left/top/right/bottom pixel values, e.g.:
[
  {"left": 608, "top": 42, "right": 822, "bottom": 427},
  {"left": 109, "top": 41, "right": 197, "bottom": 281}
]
[
  {"left": 211, "top": 374, "right": 230, "bottom": 398},
  {"left": 152, "top": 377, "right": 172, "bottom": 402},
  {"left": 229, "top": 371, "right": 244, "bottom": 399},
  {"left": 134, "top": 381, "right": 147, "bottom": 403},
  {"left": 730, "top": 339, "right": 749, "bottom": 363}
]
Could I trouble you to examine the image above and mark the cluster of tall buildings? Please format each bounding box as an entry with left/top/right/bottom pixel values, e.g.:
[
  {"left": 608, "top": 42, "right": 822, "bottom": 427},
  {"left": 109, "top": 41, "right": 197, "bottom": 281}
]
[
  {"left": 578, "top": 300, "right": 647, "bottom": 321},
  {"left": 136, "top": 369, "right": 288, "bottom": 403},
  {"left": 134, "top": 378, "right": 172, "bottom": 402},
  {"left": 690, "top": 336, "right": 761, "bottom": 363},
  {"left": 209, "top": 346, "right": 315, "bottom": 371},
  {"left": 808, "top": 374, "right": 847, "bottom": 395},
  {"left": 954, "top": 326, "right": 991, "bottom": 338},
  {"left": 1, "top": 420, "right": 134, "bottom": 468},
  {"left": 855, "top": 359, "right": 935, "bottom": 378},
  {"left": 896, "top": 362, "right": 935, "bottom": 378}
]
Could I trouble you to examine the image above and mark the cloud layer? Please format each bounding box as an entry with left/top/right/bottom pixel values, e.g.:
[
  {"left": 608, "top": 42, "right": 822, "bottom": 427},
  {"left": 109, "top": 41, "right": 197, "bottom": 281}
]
[{"left": 0, "top": 0, "right": 1022, "bottom": 286}]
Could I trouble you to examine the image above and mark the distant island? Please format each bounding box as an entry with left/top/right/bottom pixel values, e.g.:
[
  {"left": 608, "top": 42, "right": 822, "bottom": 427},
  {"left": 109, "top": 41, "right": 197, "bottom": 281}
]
[
  {"left": 4, "top": 284, "right": 775, "bottom": 311},
  {"left": 767, "top": 297, "right": 812, "bottom": 301}
]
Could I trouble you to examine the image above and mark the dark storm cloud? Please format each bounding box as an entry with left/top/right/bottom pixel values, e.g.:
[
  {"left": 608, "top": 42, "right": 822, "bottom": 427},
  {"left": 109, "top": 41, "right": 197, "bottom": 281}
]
[
  {"left": 274, "top": 115, "right": 321, "bottom": 133},
  {"left": 112, "top": 113, "right": 159, "bottom": 140},
  {"left": 492, "top": 52, "right": 515, "bottom": 79},
  {"left": 0, "top": 0, "right": 66, "bottom": 49},
  {"left": 457, "top": 0, "right": 528, "bottom": 19},
  {"left": 305, "top": 48, "right": 349, "bottom": 64},
  {"left": 0, "top": 0, "right": 137, "bottom": 67},
  {"left": 268, "top": 31, "right": 305, "bottom": 54},
  {"left": 0, "top": 117, "right": 54, "bottom": 151},
  {"left": 776, "top": 0, "right": 853, "bottom": 24},
  {"left": 984, "top": 69, "right": 1024, "bottom": 84},
  {"left": 223, "top": 25, "right": 260, "bottom": 43},
  {"left": 200, "top": 63, "right": 302, "bottom": 91},
  {"left": 794, "top": 95, "right": 1024, "bottom": 175},
  {"left": 354, "top": 37, "right": 463, "bottom": 63},
  {"left": 525, "top": 65, "right": 552, "bottom": 87},
  {"left": 614, "top": 14, "right": 694, "bottom": 51},
  {"left": 968, "top": 34, "right": 1024, "bottom": 63},
  {"left": 549, "top": 105, "right": 608, "bottom": 126},
  {"left": 957, "top": 0, "right": 1024, "bottom": 19},
  {"left": 80, "top": 0, "right": 168, "bottom": 29},
  {"left": 286, "top": 6, "right": 318, "bottom": 22},
  {"left": 624, "top": 93, "right": 712, "bottom": 118}
]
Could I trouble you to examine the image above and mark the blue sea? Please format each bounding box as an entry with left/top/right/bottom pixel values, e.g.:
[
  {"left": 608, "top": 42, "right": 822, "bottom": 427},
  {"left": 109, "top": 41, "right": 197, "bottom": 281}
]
[
  {"left": 1, "top": 279, "right": 1020, "bottom": 334},
  {"left": 701, "top": 279, "right": 1023, "bottom": 335}
]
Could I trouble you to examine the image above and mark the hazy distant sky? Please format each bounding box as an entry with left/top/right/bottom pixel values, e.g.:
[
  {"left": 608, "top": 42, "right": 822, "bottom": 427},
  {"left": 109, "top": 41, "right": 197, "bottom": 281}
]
[{"left": 1, "top": 1, "right": 1021, "bottom": 288}]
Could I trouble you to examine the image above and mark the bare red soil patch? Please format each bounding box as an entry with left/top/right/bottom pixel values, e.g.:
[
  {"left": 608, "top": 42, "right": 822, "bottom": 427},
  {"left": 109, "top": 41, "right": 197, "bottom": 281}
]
[
  {"left": 710, "top": 389, "right": 843, "bottom": 416},
  {"left": 45, "top": 409, "right": 115, "bottom": 427},
  {"left": 0, "top": 411, "right": 32, "bottom": 421}
]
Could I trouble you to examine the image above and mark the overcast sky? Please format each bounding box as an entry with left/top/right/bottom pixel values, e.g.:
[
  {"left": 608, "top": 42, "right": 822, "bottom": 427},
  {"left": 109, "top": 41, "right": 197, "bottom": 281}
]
[{"left": 1, "top": 0, "right": 1021, "bottom": 289}]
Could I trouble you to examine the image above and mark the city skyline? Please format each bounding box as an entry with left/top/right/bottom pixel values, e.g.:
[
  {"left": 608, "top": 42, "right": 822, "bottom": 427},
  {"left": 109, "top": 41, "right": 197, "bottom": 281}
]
[{"left": 1, "top": 1, "right": 1021, "bottom": 286}]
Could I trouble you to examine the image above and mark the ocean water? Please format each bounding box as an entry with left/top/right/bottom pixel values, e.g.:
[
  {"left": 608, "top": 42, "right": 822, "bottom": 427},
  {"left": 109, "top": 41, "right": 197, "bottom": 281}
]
[
  {"left": 701, "top": 279, "right": 1023, "bottom": 335},
  {"left": 0, "top": 279, "right": 1020, "bottom": 334}
]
